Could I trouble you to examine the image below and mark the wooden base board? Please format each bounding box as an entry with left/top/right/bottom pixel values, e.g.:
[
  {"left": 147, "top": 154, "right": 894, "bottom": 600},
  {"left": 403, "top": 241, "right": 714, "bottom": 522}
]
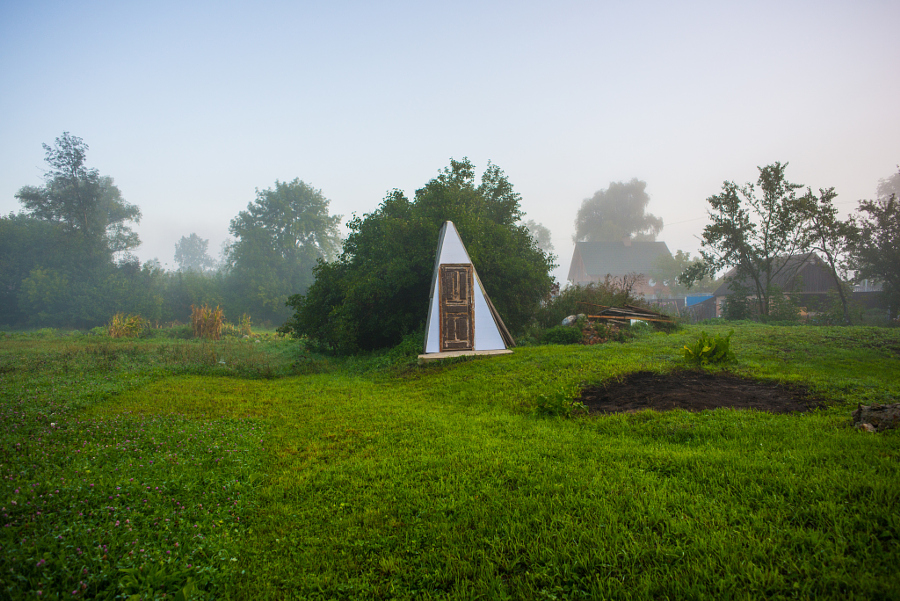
[{"left": 417, "top": 349, "right": 512, "bottom": 364}]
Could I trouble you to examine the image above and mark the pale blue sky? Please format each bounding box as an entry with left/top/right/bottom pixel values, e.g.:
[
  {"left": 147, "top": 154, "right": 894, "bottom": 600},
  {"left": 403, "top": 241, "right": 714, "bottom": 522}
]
[{"left": 2, "top": 0, "right": 898, "bottom": 282}]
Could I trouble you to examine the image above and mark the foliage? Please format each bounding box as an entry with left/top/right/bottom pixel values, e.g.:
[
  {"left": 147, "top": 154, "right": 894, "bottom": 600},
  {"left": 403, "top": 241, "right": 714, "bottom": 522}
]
[
  {"left": 14, "top": 132, "right": 141, "bottom": 260},
  {"left": 534, "top": 384, "right": 586, "bottom": 418},
  {"left": 682, "top": 329, "right": 736, "bottom": 365},
  {"left": 650, "top": 249, "right": 719, "bottom": 296},
  {"left": 191, "top": 304, "right": 224, "bottom": 340},
  {"left": 574, "top": 178, "right": 663, "bottom": 242},
  {"left": 226, "top": 179, "right": 342, "bottom": 324},
  {"left": 766, "top": 285, "right": 801, "bottom": 323},
  {"left": 681, "top": 162, "right": 811, "bottom": 317},
  {"left": 174, "top": 233, "right": 217, "bottom": 272},
  {"left": 800, "top": 187, "right": 858, "bottom": 324},
  {"left": 848, "top": 171, "right": 900, "bottom": 320},
  {"left": 523, "top": 219, "right": 554, "bottom": 253},
  {"left": 283, "top": 159, "right": 555, "bottom": 353},
  {"left": 540, "top": 325, "right": 584, "bottom": 345},
  {"left": 107, "top": 312, "right": 147, "bottom": 338}
]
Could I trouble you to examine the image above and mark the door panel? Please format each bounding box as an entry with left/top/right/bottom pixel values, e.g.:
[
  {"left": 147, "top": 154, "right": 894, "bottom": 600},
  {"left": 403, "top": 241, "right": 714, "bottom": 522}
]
[{"left": 440, "top": 264, "right": 474, "bottom": 351}]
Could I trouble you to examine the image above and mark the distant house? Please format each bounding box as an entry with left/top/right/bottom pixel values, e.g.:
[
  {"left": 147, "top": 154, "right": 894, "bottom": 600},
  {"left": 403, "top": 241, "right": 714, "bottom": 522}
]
[
  {"left": 567, "top": 240, "right": 672, "bottom": 297},
  {"left": 711, "top": 253, "right": 838, "bottom": 316}
]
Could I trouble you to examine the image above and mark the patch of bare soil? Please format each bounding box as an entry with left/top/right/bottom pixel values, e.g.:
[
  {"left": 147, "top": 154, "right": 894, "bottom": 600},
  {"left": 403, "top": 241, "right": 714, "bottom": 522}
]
[{"left": 579, "top": 370, "right": 827, "bottom": 414}]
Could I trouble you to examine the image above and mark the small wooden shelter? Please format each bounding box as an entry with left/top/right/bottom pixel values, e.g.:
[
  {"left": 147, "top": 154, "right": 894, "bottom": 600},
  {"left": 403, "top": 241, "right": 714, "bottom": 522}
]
[{"left": 420, "top": 221, "right": 514, "bottom": 362}]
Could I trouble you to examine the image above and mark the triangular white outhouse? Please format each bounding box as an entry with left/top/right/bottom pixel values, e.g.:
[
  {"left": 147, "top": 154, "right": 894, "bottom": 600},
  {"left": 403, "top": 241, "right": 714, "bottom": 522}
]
[{"left": 420, "top": 221, "right": 514, "bottom": 360}]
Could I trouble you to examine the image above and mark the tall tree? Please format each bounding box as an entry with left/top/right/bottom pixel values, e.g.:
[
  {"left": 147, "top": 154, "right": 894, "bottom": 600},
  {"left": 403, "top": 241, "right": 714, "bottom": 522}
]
[
  {"left": 680, "top": 162, "right": 810, "bottom": 317},
  {"left": 574, "top": 178, "right": 663, "bottom": 242},
  {"left": 15, "top": 132, "right": 141, "bottom": 262},
  {"left": 174, "top": 233, "right": 216, "bottom": 272},
  {"left": 523, "top": 219, "right": 554, "bottom": 254},
  {"left": 226, "top": 178, "right": 341, "bottom": 323},
  {"left": 848, "top": 170, "right": 900, "bottom": 320},
  {"left": 800, "top": 187, "right": 858, "bottom": 324},
  {"left": 282, "top": 159, "right": 555, "bottom": 353}
]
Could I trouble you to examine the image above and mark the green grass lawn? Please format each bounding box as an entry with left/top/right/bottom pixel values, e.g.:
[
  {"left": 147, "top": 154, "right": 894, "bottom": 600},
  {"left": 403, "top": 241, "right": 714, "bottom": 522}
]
[{"left": 1, "top": 324, "right": 899, "bottom": 599}]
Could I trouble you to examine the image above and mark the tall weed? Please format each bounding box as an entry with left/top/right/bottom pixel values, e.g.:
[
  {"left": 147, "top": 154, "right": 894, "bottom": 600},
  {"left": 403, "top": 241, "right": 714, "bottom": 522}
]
[
  {"left": 191, "top": 304, "right": 224, "bottom": 340},
  {"left": 107, "top": 313, "right": 147, "bottom": 338}
]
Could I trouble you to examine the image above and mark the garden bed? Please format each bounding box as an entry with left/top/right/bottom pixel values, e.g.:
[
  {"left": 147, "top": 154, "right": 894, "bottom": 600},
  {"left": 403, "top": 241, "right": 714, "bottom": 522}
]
[{"left": 579, "top": 370, "right": 827, "bottom": 414}]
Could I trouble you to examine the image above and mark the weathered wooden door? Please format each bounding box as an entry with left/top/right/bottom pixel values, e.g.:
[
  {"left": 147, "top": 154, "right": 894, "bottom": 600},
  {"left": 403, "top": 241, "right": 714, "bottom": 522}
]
[{"left": 440, "top": 264, "right": 474, "bottom": 351}]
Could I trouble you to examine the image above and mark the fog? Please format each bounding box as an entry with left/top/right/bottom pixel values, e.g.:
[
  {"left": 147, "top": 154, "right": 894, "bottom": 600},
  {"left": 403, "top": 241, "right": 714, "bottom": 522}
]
[{"left": 2, "top": 1, "right": 898, "bottom": 284}]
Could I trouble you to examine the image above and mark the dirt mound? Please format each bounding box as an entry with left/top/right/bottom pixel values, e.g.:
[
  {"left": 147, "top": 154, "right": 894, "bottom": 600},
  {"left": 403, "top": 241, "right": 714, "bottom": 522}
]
[{"left": 578, "top": 370, "right": 826, "bottom": 414}]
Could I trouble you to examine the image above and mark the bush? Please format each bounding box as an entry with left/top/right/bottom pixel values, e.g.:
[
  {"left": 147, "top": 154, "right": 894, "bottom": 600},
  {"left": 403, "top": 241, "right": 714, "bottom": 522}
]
[
  {"left": 541, "top": 326, "right": 583, "bottom": 345},
  {"left": 722, "top": 295, "right": 751, "bottom": 321},
  {"left": 683, "top": 330, "right": 736, "bottom": 366}
]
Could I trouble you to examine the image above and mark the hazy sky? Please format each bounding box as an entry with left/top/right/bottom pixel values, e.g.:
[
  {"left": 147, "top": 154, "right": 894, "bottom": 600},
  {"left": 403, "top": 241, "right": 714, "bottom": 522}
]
[{"left": 2, "top": 0, "right": 898, "bottom": 283}]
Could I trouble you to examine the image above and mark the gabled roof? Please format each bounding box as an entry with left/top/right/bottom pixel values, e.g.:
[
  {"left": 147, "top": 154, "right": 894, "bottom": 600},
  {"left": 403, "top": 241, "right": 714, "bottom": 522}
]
[
  {"left": 712, "top": 253, "right": 835, "bottom": 296},
  {"left": 568, "top": 240, "right": 671, "bottom": 282}
]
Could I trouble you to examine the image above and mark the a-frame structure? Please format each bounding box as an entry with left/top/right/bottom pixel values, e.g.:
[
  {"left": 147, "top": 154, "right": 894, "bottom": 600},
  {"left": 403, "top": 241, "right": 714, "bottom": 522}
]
[{"left": 420, "top": 221, "right": 514, "bottom": 361}]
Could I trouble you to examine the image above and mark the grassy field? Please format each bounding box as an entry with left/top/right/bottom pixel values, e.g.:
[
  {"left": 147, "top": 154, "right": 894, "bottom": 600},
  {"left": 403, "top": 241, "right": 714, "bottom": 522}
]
[{"left": 1, "top": 324, "right": 899, "bottom": 600}]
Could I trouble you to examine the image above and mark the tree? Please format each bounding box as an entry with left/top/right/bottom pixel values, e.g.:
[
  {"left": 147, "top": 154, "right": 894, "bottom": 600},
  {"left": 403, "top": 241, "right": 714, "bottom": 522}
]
[
  {"left": 282, "top": 159, "right": 555, "bottom": 353},
  {"left": 174, "top": 233, "right": 216, "bottom": 272},
  {"left": 650, "top": 249, "right": 718, "bottom": 296},
  {"left": 848, "top": 170, "right": 900, "bottom": 320},
  {"left": 226, "top": 178, "right": 341, "bottom": 323},
  {"left": 524, "top": 220, "right": 554, "bottom": 254},
  {"left": 15, "top": 132, "right": 141, "bottom": 262},
  {"left": 680, "top": 162, "right": 811, "bottom": 317},
  {"left": 799, "top": 187, "right": 858, "bottom": 324},
  {"left": 574, "top": 178, "right": 663, "bottom": 242}
]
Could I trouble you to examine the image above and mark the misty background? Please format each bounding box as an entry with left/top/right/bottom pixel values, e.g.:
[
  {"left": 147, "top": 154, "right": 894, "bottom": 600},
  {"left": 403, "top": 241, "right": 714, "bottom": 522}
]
[{"left": 2, "top": 0, "right": 898, "bottom": 285}]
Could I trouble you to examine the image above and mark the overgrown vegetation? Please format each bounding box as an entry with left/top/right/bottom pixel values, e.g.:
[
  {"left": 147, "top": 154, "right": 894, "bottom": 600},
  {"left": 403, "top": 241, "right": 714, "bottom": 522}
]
[
  {"left": 107, "top": 313, "right": 147, "bottom": 338},
  {"left": 2, "top": 323, "right": 898, "bottom": 599},
  {"left": 191, "top": 304, "right": 225, "bottom": 340}
]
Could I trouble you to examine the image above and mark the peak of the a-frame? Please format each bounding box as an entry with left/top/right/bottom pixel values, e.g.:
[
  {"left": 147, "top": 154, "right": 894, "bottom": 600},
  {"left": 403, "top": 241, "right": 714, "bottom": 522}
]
[{"left": 433, "top": 221, "right": 472, "bottom": 267}]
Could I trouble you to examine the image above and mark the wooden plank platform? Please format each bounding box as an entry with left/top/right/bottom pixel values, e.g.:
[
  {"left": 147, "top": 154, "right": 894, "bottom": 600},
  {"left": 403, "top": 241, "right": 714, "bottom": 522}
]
[{"left": 417, "top": 349, "right": 513, "bottom": 364}]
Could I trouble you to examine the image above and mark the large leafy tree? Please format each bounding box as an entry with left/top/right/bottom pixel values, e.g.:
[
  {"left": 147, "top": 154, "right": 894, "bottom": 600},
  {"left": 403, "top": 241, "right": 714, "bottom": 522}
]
[
  {"left": 800, "top": 187, "right": 858, "bottom": 324},
  {"left": 226, "top": 178, "right": 341, "bottom": 323},
  {"left": 574, "top": 178, "right": 663, "bottom": 242},
  {"left": 849, "top": 170, "right": 900, "bottom": 320},
  {"left": 680, "top": 162, "right": 811, "bottom": 317},
  {"left": 4, "top": 133, "right": 143, "bottom": 327},
  {"left": 282, "top": 158, "right": 555, "bottom": 353},
  {"left": 15, "top": 132, "right": 141, "bottom": 262},
  {"left": 174, "top": 233, "right": 216, "bottom": 272}
]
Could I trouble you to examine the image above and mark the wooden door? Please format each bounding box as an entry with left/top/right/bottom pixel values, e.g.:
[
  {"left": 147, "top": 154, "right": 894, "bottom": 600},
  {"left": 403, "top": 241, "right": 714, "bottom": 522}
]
[{"left": 440, "top": 264, "right": 474, "bottom": 351}]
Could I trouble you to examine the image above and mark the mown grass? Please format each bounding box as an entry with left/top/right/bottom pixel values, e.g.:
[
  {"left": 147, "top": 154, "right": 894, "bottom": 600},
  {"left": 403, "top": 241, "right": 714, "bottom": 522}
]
[{"left": 1, "top": 324, "right": 899, "bottom": 599}]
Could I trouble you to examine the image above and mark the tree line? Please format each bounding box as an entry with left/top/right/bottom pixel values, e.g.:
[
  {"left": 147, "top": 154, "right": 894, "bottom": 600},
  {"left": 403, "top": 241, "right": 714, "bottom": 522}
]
[
  {"left": 680, "top": 162, "right": 900, "bottom": 322},
  {"left": 3, "top": 133, "right": 895, "bottom": 339},
  {"left": 0, "top": 133, "right": 341, "bottom": 328}
]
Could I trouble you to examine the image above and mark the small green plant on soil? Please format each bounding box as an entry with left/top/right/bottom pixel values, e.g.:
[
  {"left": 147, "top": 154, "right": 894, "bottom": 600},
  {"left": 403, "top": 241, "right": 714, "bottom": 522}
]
[{"left": 683, "top": 329, "right": 736, "bottom": 366}]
